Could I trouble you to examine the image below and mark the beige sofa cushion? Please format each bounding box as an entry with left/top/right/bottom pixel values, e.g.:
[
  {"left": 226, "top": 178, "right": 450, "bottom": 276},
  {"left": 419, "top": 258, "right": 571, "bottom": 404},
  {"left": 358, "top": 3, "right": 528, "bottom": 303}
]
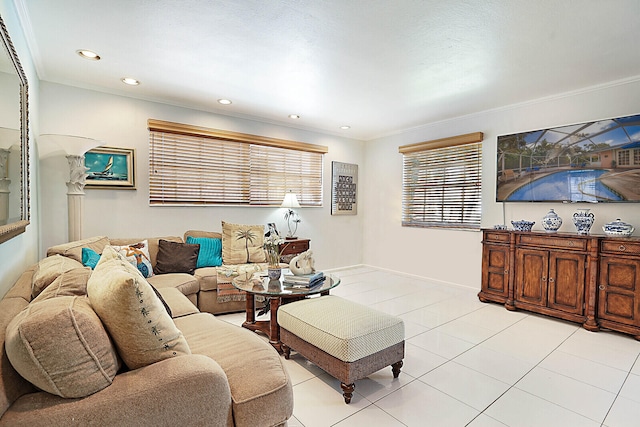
[
  {"left": 175, "top": 313, "right": 293, "bottom": 427},
  {"left": 46, "top": 235, "right": 110, "bottom": 263},
  {"left": 32, "top": 267, "right": 92, "bottom": 303},
  {"left": 87, "top": 246, "right": 191, "bottom": 370},
  {"left": 5, "top": 296, "right": 120, "bottom": 398},
  {"left": 156, "top": 287, "right": 200, "bottom": 318},
  {"left": 31, "top": 255, "right": 85, "bottom": 299},
  {"left": 221, "top": 221, "right": 266, "bottom": 264}
]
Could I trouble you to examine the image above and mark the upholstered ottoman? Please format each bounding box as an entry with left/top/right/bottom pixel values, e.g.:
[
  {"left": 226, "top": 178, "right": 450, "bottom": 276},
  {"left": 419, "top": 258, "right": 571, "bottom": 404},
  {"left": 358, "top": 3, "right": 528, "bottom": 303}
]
[{"left": 277, "top": 295, "right": 405, "bottom": 403}]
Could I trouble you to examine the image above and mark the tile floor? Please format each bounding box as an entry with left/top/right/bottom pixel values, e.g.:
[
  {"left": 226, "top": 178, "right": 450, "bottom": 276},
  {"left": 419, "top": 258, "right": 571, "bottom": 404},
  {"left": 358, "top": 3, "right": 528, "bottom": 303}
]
[{"left": 217, "top": 266, "right": 640, "bottom": 427}]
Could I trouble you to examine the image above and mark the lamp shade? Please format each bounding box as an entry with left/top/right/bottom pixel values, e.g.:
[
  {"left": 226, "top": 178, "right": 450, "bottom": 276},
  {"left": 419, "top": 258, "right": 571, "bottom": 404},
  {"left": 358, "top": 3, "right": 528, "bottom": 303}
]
[
  {"left": 39, "top": 134, "right": 103, "bottom": 156},
  {"left": 281, "top": 191, "right": 301, "bottom": 208}
]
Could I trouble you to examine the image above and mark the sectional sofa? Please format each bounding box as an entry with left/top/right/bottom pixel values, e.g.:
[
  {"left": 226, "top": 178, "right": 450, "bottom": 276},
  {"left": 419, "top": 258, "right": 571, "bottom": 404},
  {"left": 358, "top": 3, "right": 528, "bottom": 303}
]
[
  {"left": 0, "top": 230, "right": 294, "bottom": 426},
  {"left": 46, "top": 230, "right": 272, "bottom": 316}
]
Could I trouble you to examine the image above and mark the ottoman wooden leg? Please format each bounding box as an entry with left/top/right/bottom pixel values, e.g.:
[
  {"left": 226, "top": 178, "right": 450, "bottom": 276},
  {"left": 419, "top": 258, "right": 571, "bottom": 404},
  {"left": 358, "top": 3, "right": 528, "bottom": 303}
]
[
  {"left": 392, "top": 360, "right": 403, "bottom": 378},
  {"left": 282, "top": 344, "right": 291, "bottom": 360},
  {"left": 340, "top": 383, "right": 355, "bottom": 404}
]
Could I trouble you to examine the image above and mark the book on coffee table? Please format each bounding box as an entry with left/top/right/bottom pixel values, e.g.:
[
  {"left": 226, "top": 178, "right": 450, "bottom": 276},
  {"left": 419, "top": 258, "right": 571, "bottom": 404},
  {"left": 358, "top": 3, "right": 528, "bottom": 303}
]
[{"left": 283, "top": 272, "right": 325, "bottom": 287}]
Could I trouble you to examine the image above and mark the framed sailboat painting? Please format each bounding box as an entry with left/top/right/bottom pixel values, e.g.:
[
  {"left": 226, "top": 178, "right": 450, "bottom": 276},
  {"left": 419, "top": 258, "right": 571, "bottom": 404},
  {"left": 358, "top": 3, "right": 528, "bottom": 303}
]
[{"left": 85, "top": 147, "right": 136, "bottom": 189}]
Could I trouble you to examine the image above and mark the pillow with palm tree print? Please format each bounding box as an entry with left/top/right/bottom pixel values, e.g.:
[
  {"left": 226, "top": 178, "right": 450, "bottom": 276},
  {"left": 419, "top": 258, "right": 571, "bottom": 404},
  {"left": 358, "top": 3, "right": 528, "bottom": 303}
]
[{"left": 221, "top": 221, "right": 266, "bottom": 264}]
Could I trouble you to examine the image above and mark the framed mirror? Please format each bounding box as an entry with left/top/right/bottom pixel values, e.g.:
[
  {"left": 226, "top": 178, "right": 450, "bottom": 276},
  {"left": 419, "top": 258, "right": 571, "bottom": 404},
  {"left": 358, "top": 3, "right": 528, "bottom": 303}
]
[{"left": 0, "top": 14, "right": 29, "bottom": 244}]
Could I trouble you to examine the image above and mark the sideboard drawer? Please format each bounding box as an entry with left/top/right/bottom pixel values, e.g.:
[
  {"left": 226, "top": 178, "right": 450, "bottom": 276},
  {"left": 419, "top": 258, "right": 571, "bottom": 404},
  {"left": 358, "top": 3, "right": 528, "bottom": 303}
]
[
  {"left": 281, "top": 239, "right": 310, "bottom": 256},
  {"left": 601, "top": 239, "right": 640, "bottom": 255},
  {"left": 483, "top": 230, "right": 510, "bottom": 244},
  {"left": 516, "top": 234, "right": 587, "bottom": 251}
]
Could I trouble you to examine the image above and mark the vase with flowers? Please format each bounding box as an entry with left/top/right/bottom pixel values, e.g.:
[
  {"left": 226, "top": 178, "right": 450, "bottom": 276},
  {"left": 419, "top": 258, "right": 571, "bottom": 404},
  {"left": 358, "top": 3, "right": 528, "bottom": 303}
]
[{"left": 264, "top": 227, "right": 287, "bottom": 279}]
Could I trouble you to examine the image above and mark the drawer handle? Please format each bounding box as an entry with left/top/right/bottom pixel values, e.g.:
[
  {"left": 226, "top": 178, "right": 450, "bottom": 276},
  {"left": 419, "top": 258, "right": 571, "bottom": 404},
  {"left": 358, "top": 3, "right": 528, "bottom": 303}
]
[
  {"left": 619, "top": 245, "right": 626, "bottom": 251},
  {"left": 541, "top": 276, "right": 547, "bottom": 282},
  {"left": 504, "top": 269, "right": 509, "bottom": 275},
  {"left": 569, "top": 241, "right": 574, "bottom": 247},
  {"left": 549, "top": 278, "right": 554, "bottom": 283},
  {"left": 599, "top": 285, "right": 606, "bottom": 291}
]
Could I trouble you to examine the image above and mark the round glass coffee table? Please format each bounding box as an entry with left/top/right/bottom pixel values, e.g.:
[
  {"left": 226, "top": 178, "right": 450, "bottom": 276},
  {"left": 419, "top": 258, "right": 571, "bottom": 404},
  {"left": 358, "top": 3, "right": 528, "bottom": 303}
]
[{"left": 232, "top": 269, "right": 340, "bottom": 353}]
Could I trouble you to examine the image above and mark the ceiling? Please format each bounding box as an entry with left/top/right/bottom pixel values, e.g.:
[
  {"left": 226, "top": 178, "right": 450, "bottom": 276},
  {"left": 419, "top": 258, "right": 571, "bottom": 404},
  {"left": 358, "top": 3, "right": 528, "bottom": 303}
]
[{"left": 14, "top": 0, "right": 640, "bottom": 140}]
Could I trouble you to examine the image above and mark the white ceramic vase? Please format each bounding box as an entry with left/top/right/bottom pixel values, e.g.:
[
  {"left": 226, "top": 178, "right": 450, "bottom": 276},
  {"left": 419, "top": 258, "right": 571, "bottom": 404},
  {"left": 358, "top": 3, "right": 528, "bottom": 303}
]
[
  {"left": 572, "top": 208, "right": 594, "bottom": 235},
  {"left": 542, "top": 209, "right": 562, "bottom": 232}
]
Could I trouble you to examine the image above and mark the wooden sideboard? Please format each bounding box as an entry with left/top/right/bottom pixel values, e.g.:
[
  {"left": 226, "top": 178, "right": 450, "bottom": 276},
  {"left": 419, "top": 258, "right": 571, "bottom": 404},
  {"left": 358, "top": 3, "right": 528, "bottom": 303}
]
[{"left": 479, "top": 229, "right": 640, "bottom": 339}]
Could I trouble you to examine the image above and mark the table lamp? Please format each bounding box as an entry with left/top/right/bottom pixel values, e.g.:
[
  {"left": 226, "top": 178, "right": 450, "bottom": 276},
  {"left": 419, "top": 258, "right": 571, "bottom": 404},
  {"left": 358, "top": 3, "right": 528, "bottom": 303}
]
[{"left": 280, "top": 190, "right": 301, "bottom": 239}]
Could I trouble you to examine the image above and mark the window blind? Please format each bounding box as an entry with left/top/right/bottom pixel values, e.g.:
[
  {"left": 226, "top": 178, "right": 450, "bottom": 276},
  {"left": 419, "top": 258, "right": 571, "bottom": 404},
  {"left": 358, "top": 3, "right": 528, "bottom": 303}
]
[
  {"left": 399, "top": 132, "right": 483, "bottom": 229},
  {"left": 148, "top": 119, "right": 326, "bottom": 206}
]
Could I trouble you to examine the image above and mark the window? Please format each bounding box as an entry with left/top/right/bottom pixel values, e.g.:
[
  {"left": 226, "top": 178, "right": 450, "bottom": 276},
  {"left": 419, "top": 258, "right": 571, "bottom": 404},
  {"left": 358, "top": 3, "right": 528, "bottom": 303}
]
[
  {"left": 399, "top": 132, "right": 483, "bottom": 229},
  {"left": 618, "top": 150, "right": 630, "bottom": 166},
  {"left": 148, "top": 119, "right": 327, "bottom": 206}
]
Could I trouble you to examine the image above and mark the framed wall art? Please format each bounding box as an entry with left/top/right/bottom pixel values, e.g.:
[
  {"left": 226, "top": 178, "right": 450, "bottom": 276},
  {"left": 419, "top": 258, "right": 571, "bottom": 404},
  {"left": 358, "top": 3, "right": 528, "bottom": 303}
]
[
  {"left": 331, "top": 161, "right": 358, "bottom": 215},
  {"left": 496, "top": 113, "right": 640, "bottom": 203},
  {"left": 85, "top": 146, "right": 136, "bottom": 189}
]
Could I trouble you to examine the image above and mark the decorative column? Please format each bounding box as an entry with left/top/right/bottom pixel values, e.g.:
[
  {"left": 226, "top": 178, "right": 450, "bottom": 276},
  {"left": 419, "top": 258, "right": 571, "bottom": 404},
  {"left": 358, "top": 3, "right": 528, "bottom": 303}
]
[
  {"left": 65, "top": 154, "right": 90, "bottom": 241},
  {"left": 39, "top": 134, "right": 103, "bottom": 242}
]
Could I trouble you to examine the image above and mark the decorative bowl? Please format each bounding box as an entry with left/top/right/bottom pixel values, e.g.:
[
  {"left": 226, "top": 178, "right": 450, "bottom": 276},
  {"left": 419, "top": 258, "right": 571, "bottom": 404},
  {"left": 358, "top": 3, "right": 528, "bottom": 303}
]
[
  {"left": 603, "top": 218, "right": 635, "bottom": 237},
  {"left": 511, "top": 220, "right": 535, "bottom": 232}
]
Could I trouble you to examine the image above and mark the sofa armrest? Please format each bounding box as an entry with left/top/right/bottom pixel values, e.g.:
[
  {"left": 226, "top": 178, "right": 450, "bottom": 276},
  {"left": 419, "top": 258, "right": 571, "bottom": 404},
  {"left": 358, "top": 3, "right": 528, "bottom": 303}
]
[{"left": 0, "top": 355, "right": 232, "bottom": 427}]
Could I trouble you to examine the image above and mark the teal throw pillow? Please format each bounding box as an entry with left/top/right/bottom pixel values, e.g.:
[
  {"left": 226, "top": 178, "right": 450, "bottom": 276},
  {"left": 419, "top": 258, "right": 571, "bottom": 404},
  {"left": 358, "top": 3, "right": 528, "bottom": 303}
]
[
  {"left": 82, "top": 247, "right": 101, "bottom": 269},
  {"left": 186, "top": 236, "right": 223, "bottom": 268}
]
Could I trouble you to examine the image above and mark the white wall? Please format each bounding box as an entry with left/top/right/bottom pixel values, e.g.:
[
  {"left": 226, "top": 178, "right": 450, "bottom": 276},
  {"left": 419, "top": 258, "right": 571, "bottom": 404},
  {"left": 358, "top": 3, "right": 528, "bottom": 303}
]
[
  {"left": 363, "top": 78, "right": 640, "bottom": 289},
  {"left": 38, "top": 82, "right": 365, "bottom": 270},
  {"left": 0, "top": 0, "right": 40, "bottom": 298}
]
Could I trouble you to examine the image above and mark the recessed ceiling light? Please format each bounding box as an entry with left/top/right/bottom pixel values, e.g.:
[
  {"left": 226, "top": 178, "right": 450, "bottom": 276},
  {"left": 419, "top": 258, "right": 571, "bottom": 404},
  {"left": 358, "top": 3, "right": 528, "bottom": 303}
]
[
  {"left": 340, "top": 125, "right": 351, "bottom": 130},
  {"left": 288, "top": 114, "right": 301, "bottom": 119},
  {"left": 121, "top": 77, "right": 140, "bottom": 86},
  {"left": 76, "top": 49, "right": 101, "bottom": 60},
  {"left": 217, "top": 99, "right": 232, "bottom": 105}
]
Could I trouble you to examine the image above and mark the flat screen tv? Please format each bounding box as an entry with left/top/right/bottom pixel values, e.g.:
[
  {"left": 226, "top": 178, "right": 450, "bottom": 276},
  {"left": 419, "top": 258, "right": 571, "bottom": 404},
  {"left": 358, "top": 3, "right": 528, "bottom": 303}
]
[{"left": 496, "top": 113, "right": 640, "bottom": 202}]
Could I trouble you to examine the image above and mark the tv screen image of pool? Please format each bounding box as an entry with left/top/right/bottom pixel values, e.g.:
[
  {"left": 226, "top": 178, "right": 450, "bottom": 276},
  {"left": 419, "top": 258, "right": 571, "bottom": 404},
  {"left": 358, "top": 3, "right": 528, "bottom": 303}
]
[{"left": 496, "top": 113, "right": 640, "bottom": 202}]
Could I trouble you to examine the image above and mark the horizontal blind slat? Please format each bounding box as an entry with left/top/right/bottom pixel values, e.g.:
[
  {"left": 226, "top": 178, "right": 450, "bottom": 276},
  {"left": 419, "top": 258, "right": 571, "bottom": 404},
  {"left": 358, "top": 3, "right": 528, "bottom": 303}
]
[
  {"left": 402, "top": 141, "right": 482, "bottom": 228},
  {"left": 149, "top": 128, "right": 324, "bottom": 206}
]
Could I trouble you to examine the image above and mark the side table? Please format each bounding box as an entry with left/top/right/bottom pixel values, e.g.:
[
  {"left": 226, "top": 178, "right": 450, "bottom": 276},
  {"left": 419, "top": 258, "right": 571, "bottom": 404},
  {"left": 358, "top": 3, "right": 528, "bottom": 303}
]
[{"left": 280, "top": 238, "right": 310, "bottom": 263}]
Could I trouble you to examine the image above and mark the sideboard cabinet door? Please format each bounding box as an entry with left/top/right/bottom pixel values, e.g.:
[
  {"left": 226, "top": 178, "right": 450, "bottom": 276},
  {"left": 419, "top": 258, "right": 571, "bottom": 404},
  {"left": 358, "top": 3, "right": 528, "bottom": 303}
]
[
  {"left": 515, "top": 248, "right": 549, "bottom": 307},
  {"left": 547, "top": 251, "right": 585, "bottom": 315},
  {"left": 479, "top": 230, "right": 512, "bottom": 304},
  {"left": 481, "top": 243, "right": 510, "bottom": 301},
  {"left": 598, "top": 256, "right": 640, "bottom": 331}
]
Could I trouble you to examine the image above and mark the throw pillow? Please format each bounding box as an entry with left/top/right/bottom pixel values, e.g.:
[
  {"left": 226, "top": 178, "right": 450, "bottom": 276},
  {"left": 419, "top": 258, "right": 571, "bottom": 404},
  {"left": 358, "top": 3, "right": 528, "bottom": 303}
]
[
  {"left": 87, "top": 246, "right": 191, "bottom": 370},
  {"left": 221, "top": 221, "right": 266, "bottom": 264},
  {"left": 154, "top": 239, "right": 200, "bottom": 275},
  {"left": 82, "top": 247, "right": 101, "bottom": 269},
  {"left": 186, "top": 236, "right": 223, "bottom": 268},
  {"left": 31, "top": 255, "right": 85, "bottom": 299},
  {"left": 32, "top": 267, "right": 92, "bottom": 303},
  {"left": 5, "top": 296, "right": 120, "bottom": 398},
  {"left": 110, "top": 240, "right": 154, "bottom": 278}
]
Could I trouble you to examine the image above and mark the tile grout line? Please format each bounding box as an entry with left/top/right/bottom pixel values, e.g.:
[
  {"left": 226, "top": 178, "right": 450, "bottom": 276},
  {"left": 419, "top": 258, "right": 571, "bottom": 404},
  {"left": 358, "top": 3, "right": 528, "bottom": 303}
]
[{"left": 599, "top": 352, "right": 640, "bottom": 427}]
